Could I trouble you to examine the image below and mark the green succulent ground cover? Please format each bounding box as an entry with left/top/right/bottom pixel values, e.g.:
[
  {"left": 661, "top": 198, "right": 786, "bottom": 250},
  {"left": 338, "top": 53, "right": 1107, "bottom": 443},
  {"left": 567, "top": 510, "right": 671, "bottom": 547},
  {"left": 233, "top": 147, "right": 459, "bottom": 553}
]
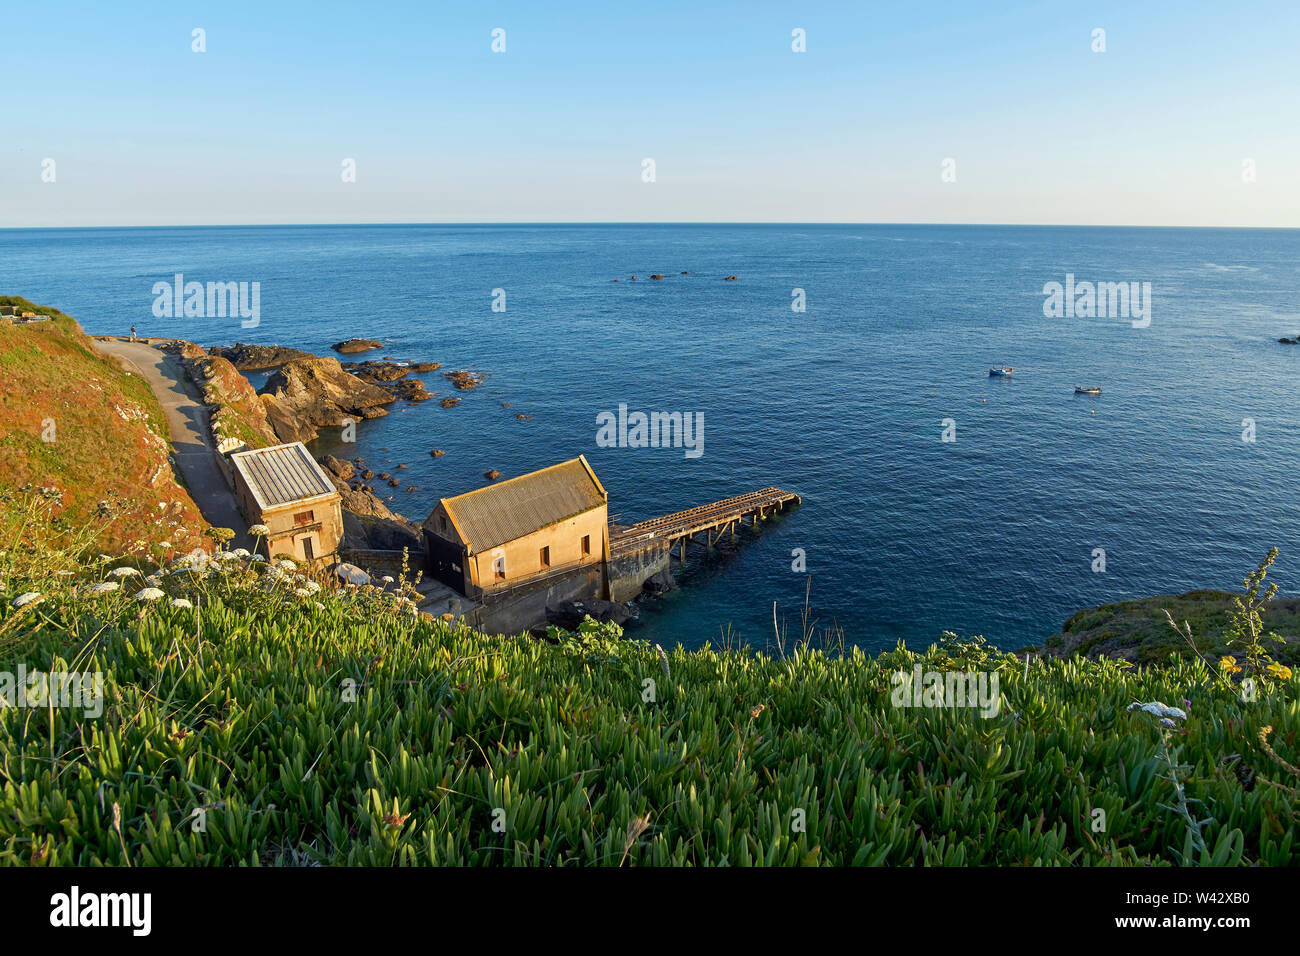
[{"left": 2, "top": 533, "right": 1297, "bottom": 865}]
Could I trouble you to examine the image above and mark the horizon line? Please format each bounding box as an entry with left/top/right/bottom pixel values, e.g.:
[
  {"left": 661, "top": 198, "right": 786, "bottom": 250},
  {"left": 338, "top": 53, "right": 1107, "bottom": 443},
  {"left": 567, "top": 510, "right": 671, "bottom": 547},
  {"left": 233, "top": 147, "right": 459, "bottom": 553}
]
[{"left": 2, "top": 220, "right": 1298, "bottom": 231}]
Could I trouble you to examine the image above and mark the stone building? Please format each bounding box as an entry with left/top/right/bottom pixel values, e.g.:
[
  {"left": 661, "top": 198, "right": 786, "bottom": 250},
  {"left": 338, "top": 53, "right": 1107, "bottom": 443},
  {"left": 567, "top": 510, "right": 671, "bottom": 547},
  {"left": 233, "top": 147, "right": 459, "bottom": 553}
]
[
  {"left": 229, "top": 442, "right": 343, "bottom": 563},
  {"left": 422, "top": 456, "right": 609, "bottom": 598}
]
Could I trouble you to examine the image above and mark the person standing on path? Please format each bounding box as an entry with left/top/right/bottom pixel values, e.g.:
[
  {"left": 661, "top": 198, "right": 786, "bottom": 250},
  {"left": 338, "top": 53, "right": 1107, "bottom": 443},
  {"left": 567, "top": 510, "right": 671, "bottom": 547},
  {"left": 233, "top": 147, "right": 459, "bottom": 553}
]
[{"left": 129, "top": 324, "right": 137, "bottom": 342}]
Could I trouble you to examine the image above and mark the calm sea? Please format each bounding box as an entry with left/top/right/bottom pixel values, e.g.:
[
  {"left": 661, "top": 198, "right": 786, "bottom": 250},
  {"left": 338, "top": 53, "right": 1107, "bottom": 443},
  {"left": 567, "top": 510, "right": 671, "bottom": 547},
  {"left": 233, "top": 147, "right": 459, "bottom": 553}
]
[{"left": 4, "top": 223, "right": 1299, "bottom": 652}]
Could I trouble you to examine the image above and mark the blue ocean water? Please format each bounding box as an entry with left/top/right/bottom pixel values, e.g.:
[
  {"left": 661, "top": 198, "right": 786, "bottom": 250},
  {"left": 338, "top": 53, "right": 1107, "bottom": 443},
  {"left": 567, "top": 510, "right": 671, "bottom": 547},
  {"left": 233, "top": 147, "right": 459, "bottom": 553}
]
[{"left": 4, "top": 223, "right": 1299, "bottom": 652}]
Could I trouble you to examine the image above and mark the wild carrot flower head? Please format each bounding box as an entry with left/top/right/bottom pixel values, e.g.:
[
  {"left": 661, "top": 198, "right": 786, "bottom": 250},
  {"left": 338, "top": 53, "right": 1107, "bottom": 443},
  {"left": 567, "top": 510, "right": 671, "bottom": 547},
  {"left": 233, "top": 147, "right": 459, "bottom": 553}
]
[{"left": 135, "top": 587, "right": 165, "bottom": 602}]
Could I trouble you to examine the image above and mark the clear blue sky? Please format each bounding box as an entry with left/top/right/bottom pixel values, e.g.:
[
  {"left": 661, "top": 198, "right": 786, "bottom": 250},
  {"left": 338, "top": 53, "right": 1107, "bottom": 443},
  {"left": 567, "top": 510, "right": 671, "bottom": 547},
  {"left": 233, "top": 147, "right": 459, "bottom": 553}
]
[{"left": 3, "top": 0, "right": 1298, "bottom": 226}]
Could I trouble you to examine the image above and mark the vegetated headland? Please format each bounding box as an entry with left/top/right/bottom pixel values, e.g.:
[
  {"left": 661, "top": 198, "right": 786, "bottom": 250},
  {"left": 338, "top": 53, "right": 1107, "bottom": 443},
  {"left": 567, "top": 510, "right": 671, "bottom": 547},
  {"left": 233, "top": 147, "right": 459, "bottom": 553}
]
[{"left": 0, "top": 296, "right": 1296, "bottom": 866}]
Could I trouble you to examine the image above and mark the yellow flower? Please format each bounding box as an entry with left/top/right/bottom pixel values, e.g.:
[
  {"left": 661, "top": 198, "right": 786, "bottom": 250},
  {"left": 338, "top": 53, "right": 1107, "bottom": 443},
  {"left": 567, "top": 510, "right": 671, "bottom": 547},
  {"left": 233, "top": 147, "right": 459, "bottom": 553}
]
[
  {"left": 1265, "top": 662, "right": 1292, "bottom": 680},
  {"left": 1219, "top": 656, "right": 1242, "bottom": 675}
]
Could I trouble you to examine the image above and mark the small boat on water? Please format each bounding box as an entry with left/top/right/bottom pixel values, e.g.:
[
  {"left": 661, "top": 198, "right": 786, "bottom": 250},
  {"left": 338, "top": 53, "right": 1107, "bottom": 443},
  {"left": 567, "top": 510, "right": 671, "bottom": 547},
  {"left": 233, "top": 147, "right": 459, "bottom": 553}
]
[
  {"left": 989, "top": 366, "right": 1014, "bottom": 377},
  {"left": 1074, "top": 386, "right": 1102, "bottom": 395}
]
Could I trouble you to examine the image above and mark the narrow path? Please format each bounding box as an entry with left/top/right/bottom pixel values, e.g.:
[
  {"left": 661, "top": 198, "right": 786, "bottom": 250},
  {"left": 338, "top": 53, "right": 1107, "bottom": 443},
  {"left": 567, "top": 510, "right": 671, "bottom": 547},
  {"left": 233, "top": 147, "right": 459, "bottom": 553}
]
[{"left": 94, "top": 338, "right": 251, "bottom": 549}]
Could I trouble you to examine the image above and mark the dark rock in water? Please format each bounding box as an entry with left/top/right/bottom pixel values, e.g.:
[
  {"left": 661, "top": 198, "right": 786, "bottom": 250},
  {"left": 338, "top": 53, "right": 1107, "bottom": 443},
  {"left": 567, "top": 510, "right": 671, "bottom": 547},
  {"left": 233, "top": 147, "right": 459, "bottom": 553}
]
[
  {"left": 362, "top": 469, "right": 375, "bottom": 480},
  {"left": 642, "top": 570, "right": 677, "bottom": 596},
  {"left": 440, "top": 397, "right": 461, "bottom": 408},
  {"left": 724, "top": 275, "right": 739, "bottom": 281},
  {"left": 378, "top": 472, "right": 391, "bottom": 480},
  {"left": 206, "top": 342, "right": 315, "bottom": 370},
  {"left": 344, "top": 360, "right": 412, "bottom": 382},
  {"left": 1279, "top": 337, "right": 1299, "bottom": 345},
  {"left": 383, "top": 378, "right": 434, "bottom": 402},
  {"left": 547, "top": 599, "right": 636, "bottom": 629},
  {"left": 444, "top": 369, "right": 486, "bottom": 390},
  {"left": 484, "top": 469, "right": 500, "bottom": 481},
  {"left": 430, "top": 449, "right": 445, "bottom": 458},
  {"left": 650, "top": 274, "right": 664, "bottom": 280},
  {"left": 388, "top": 478, "right": 401, "bottom": 487},
  {"left": 332, "top": 338, "right": 384, "bottom": 354}
]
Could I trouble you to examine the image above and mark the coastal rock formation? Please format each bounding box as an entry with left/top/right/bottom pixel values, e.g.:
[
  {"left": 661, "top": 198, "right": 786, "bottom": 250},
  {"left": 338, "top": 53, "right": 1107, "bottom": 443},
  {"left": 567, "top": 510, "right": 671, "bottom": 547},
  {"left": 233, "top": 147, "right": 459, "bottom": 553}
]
[
  {"left": 187, "top": 354, "right": 280, "bottom": 449},
  {"left": 318, "top": 454, "right": 355, "bottom": 481},
  {"left": 642, "top": 570, "right": 678, "bottom": 596},
  {"left": 206, "top": 343, "right": 315, "bottom": 370},
  {"left": 724, "top": 275, "right": 738, "bottom": 281},
  {"left": 344, "top": 360, "right": 412, "bottom": 382},
  {"left": 484, "top": 469, "right": 500, "bottom": 481},
  {"left": 317, "top": 454, "right": 422, "bottom": 551},
  {"left": 443, "top": 370, "right": 486, "bottom": 390},
  {"left": 383, "top": 379, "right": 433, "bottom": 402},
  {"left": 439, "top": 397, "right": 460, "bottom": 408},
  {"left": 1279, "top": 337, "right": 1299, "bottom": 345},
  {"left": 258, "top": 357, "right": 395, "bottom": 444},
  {"left": 547, "top": 599, "right": 637, "bottom": 629},
  {"left": 430, "top": 449, "right": 444, "bottom": 457},
  {"left": 332, "top": 339, "right": 384, "bottom": 354}
]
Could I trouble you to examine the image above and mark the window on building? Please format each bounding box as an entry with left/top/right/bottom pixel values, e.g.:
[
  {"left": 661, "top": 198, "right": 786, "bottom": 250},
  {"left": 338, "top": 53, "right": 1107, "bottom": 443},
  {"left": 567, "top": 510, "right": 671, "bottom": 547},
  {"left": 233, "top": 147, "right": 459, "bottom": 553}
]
[
  {"left": 494, "top": 556, "right": 506, "bottom": 580},
  {"left": 302, "top": 536, "right": 315, "bottom": 560},
  {"left": 581, "top": 534, "right": 591, "bottom": 557},
  {"left": 540, "top": 545, "right": 551, "bottom": 569},
  {"left": 439, "top": 515, "right": 448, "bottom": 533},
  {"left": 293, "top": 510, "right": 315, "bottom": 526}
]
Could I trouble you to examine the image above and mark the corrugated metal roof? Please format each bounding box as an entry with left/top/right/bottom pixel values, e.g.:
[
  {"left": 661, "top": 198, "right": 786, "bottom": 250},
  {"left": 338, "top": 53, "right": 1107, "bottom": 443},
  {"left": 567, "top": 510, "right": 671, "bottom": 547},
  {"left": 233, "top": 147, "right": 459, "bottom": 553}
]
[
  {"left": 230, "top": 442, "right": 337, "bottom": 510},
  {"left": 426, "top": 456, "right": 606, "bottom": 553}
]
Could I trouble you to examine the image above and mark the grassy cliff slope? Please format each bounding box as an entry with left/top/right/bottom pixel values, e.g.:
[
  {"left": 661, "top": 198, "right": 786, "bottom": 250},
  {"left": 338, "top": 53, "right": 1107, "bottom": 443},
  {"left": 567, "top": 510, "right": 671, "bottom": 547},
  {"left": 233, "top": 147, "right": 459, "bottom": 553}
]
[{"left": 0, "top": 300, "right": 206, "bottom": 555}]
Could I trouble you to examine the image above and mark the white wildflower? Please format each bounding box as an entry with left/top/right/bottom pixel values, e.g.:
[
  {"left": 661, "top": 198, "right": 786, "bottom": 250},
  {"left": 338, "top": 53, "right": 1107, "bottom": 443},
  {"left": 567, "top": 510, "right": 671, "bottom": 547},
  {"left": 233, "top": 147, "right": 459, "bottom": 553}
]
[
  {"left": 248, "top": 524, "right": 270, "bottom": 536},
  {"left": 1128, "top": 701, "right": 1188, "bottom": 722},
  {"left": 12, "top": 592, "right": 42, "bottom": 609},
  {"left": 89, "top": 581, "right": 120, "bottom": 594},
  {"left": 294, "top": 588, "right": 312, "bottom": 598},
  {"left": 109, "top": 567, "right": 141, "bottom": 578},
  {"left": 169, "top": 598, "right": 193, "bottom": 609},
  {"left": 135, "top": 587, "right": 166, "bottom": 602}
]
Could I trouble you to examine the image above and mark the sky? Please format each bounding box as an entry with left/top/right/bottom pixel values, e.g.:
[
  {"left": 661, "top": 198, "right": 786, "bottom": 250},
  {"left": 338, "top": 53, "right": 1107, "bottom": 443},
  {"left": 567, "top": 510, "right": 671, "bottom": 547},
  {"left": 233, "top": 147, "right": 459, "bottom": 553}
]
[{"left": 2, "top": 0, "right": 1298, "bottom": 227}]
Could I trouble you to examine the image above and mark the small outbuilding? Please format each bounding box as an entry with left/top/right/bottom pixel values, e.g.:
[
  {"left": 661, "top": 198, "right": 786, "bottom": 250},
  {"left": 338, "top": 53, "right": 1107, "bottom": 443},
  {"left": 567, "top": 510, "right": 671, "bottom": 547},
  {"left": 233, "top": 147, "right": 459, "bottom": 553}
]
[
  {"left": 229, "top": 442, "right": 343, "bottom": 563},
  {"left": 423, "top": 455, "right": 609, "bottom": 597}
]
